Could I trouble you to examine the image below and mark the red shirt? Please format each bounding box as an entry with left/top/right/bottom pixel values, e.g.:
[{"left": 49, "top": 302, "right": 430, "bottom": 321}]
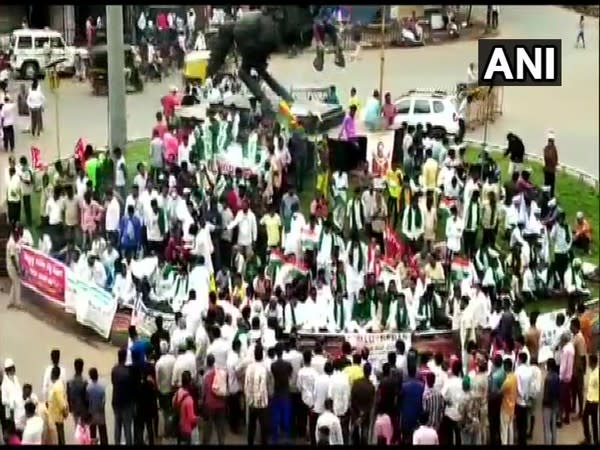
[
  {"left": 161, "top": 94, "right": 181, "bottom": 120},
  {"left": 153, "top": 121, "right": 167, "bottom": 139},
  {"left": 227, "top": 189, "right": 240, "bottom": 215},
  {"left": 202, "top": 369, "right": 226, "bottom": 412},
  {"left": 173, "top": 388, "right": 197, "bottom": 435},
  {"left": 157, "top": 13, "right": 168, "bottom": 31}
]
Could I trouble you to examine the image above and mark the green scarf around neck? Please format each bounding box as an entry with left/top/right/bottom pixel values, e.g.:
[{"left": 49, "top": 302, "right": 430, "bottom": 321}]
[
  {"left": 348, "top": 241, "right": 364, "bottom": 272},
  {"left": 407, "top": 204, "right": 422, "bottom": 230},
  {"left": 466, "top": 200, "right": 480, "bottom": 230}
]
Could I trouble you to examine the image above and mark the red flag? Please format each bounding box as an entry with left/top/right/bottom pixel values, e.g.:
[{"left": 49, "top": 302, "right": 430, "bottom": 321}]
[
  {"left": 30, "top": 146, "right": 45, "bottom": 170},
  {"left": 384, "top": 225, "right": 403, "bottom": 260}
]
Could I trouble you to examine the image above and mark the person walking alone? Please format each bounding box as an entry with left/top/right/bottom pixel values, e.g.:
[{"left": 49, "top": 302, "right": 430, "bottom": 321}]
[
  {"left": 543, "top": 131, "right": 558, "bottom": 198},
  {"left": 26, "top": 80, "right": 44, "bottom": 137},
  {"left": 1, "top": 94, "right": 16, "bottom": 151},
  {"left": 576, "top": 15, "right": 585, "bottom": 49}
]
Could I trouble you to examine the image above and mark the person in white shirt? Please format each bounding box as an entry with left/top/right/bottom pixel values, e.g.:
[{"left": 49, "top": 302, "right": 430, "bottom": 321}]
[
  {"left": 112, "top": 263, "right": 137, "bottom": 308},
  {"left": 207, "top": 326, "right": 230, "bottom": 369},
  {"left": 104, "top": 189, "right": 121, "bottom": 245},
  {"left": 154, "top": 340, "right": 176, "bottom": 434},
  {"left": 441, "top": 362, "right": 464, "bottom": 440},
  {"left": 41, "top": 349, "right": 67, "bottom": 402},
  {"left": 26, "top": 79, "right": 45, "bottom": 136},
  {"left": 20, "top": 401, "right": 44, "bottom": 444},
  {"left": 297, "top": 350, "right": 319, "bottom": 439},
  {"left": 170, "top": 317, "right": 191, "bottom": 354},
  {"left": 226, "top": 340, "right": 244, "bottom": 433},
  {"left": 113, "top": 147, "right": 128, "bottom": 202},
  {"left": 311, "top": 344, "right": 328, "bottom": 375},
  {"left": 467, "top": 62, "right": 478, "bottom": 83},
  {"left": 1, "top": 359, "right": 23, "bottom": 428},
  {"left": 6, "top": 167, "right": 22, "bottom": 224},
  {"left": 514, "top": 351, "right": 532, "bottom": 444},
  {"left": 227, "top": 201, "right": 258, "bottom": 249},
  {"left": 313, "top": 361, "right": 333, "bottom": 418},
  {"left": 283, "top": 338, "right": 304, "bottom": 402},
  {"left": 328, "top": 360, "right": 351, "bottom": 425},
  {"left": 171, "top": 340, "right": 197, "bottom": 388},
  {"left": 1, "top": 94, "right": 17, "bottom": 151},
  {"left": 315, "top": 398, "right": 344, "bottom": 445}
]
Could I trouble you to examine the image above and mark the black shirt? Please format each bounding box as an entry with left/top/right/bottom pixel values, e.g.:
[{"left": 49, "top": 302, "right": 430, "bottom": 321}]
[
  {"left": 271, "top": 358, "right": 293, "bottom": 396},
  {"left": 111, "top": 364, "right": 136, "bottom": 410},
  {"left": 505, "top": 136, "right": 525, "bottom": 163}
]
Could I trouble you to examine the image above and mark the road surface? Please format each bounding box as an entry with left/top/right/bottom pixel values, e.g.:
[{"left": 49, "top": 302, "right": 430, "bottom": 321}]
[
  {"left": 0, "top": 6, "right": 597, "bottom": 178},
  {"left": 0, "top": 5, "right": 597, "bottom": 444}
]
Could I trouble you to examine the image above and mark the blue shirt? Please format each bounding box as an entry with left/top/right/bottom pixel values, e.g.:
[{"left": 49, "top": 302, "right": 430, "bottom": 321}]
[
  {"left": 119, "top": 214, "right": 142, "bottom": 250},
  {"left": 400, "top": 377, "right": 425, "bottom": 430},
  {"left": 86, "top": 381, "right": 106, "bottom": 419}
]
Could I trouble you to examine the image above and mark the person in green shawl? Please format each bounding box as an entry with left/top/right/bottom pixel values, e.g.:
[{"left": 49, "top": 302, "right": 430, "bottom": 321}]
[
  {"left": 348, "top": 287, "right": 376, "bottom": 333},
  {"left": 243, "top": 249, "right": 261, "bottom": 286},
  {"left": 401, "top": 191, "right": 425, "bottom": 254},
  {"left": 332, "top": 291, "right": 352, "bottom": 332},
  {"left": 387, "top": 287, "right": 413, "bottom": 331},
  {"left": 415, "top": 283, "right": 445, "bottom": 331},
  {"left": 463, "top": 188, "right": 481, "bottom": 258},
  {"left": 345, "top": 231, "right": 367, "bottom": 302},
  {"left": 346, "top": 186, "right": 364, "bottom": 236},
  {"left": 374, "top": 281, "right": 390, "bottom": 331}
]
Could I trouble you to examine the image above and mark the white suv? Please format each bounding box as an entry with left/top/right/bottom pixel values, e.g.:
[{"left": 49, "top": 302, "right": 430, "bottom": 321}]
[
  {"left": 393, "top": 89, "right": 460, "bottom": 135},
  {"left": 9, "top": 28, "right": 76, "bottom": 79}
]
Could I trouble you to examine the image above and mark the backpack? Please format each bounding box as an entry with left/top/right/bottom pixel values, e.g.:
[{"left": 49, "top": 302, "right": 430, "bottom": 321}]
[
  {"left": 211, "top": 368, "right": 228, "bottom": 397},
  {"left": 168, "top": 391, "right": 189, "bottom": 438}
]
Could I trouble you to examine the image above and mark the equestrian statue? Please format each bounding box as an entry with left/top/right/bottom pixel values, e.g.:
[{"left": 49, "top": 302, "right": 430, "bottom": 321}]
[{"left": 207, "top": 6, "right": 345, "bottom": 118}]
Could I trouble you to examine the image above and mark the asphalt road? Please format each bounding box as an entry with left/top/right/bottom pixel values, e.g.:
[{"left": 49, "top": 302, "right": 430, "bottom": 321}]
[{"left": 0, "top": 5, "right": 597, "bottom": 445}]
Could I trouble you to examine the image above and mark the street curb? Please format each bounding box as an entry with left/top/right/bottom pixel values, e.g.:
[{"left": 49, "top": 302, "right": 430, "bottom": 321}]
[{"left": 465, "top": 139, "right": 600, "bottom": 190}]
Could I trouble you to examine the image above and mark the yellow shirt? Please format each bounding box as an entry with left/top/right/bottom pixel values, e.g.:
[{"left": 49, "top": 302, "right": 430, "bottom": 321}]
[
  {"left": 386, "top": 169, "right": 403, "bottom": 198},
  {"left": 587, "top": 366, "right": 599, "bottom": 403},
  {"left": 344, "top": 364, "right": 364, "bottom": 386},
  {"left": 260, "top": 214, "right": 282, "bottom": 247},
  {"left": 349, "top": 96, "right": 361, "bottom": 112},
  {"left": 47, "top": 380, "right": 68, "bottom": 424},
  {"left": 501, "top": 372, "right": 517, "bottom": 418},
  {"left": 422, "top": 158, "right": 439, "bottom": 191}
]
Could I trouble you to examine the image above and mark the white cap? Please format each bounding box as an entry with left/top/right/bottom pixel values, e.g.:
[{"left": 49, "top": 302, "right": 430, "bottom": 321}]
[
  {"left": 548, "top": 198, "right": 557, "bottom": 207},
  {"left": 183, "top": 187, "right": 191, "bottom": 195},
  {"left": 4, "top": 358, "right": 15, "bottom": 369},
  {"left": 576, "top": 211, "right": 584, "bottom": 219},
  {"left": 541, "top": 185, "right": 551, "bottom": 192},
  {"left": 547, "top": 129, "right": 555, "bottom": 140},
  {"left": 511, "top": 195, "right": 521, "bottom": 204},
  {"left": 170, "top": 85, "right": 178, "bottom": 92}
]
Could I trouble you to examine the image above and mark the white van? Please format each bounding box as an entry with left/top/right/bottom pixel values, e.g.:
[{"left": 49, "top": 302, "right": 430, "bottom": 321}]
[{"left": 9, "top": 28, "right": 76, "bottom": 79}]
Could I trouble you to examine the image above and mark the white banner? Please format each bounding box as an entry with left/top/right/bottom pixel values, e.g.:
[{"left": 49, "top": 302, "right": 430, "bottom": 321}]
[
  {"left": 131, "top": 298, "right": 176, "bottom": 338},
  {"left": 66, "top": 270, "right": 118, "bottom": 340},
  {"left": 366, "top": 130, "right": 395, "bottom": 179},
  {"left": 344, "top": 332, "right": 412, "bottom": 360}
]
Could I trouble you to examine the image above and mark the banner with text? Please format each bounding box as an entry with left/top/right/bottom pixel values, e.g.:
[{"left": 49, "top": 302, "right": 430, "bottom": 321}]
[
  {"left": 19, "top": 247, "right": 66, "bottom": 305},
  {"left": 19, "top": 247, "right": 117, "bottom": 340},
  {"left": 66, "top": 270, "right": 118, "bottom": 340}
]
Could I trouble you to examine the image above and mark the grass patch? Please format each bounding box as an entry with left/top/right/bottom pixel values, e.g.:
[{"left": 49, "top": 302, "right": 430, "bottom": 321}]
[{"left": 26, "top": 140, "right": 598, "bottom": 314}]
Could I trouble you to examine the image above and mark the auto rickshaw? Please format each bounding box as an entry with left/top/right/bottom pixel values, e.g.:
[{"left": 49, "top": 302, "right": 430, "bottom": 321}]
[
  {"left": 88, "top": 44, "right": 144, "bottom": 96},
  {"left": 182, "top": 50, "right": 210, "bottom": 85}
]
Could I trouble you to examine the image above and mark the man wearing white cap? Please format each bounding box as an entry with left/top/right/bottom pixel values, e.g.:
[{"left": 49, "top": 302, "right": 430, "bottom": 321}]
[
  {"left": 1, "top": 358, "right": 22, "bottom": 432},
  {"left": 564, "top": 258, "right": 590, "bottom": 297},
  {"left": 543, "top": 130, "right": 558, "bottom": 197}
]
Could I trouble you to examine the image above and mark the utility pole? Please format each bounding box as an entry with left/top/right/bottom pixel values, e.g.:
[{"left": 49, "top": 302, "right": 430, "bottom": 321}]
[{"left": 107, "top": 5, "right": 127, "bottom": 151}]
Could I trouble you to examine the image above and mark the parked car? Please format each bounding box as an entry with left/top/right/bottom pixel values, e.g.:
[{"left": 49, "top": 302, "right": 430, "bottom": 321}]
[
  {"left": 393, "top": 89, "right": 460, "bottom": 135},
  {"left": 8, "top": 28, "right": 78, "bottom": 79}
]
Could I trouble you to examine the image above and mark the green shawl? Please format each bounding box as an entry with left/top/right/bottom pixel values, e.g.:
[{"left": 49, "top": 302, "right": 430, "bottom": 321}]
[
  {"left": 465, "top": 200, "right": 480, "bottom": 231},
  {"left": 406, "top": 205, "right": 423, "bottom": 231},
  {"left": 334, "top": 298, "right": 346, "bottom": 330},
  {"left": 394, "top": 294, "right": 409, "bottom": 330},
  {"left": 379, "top": 294, "right": 391, "bottom": 328},
  {"left": 348, "top": 241, "right": 365, "bottom": 272},
  {"left": 352, "top": 298, "right": 371, "bottom": 323}
]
